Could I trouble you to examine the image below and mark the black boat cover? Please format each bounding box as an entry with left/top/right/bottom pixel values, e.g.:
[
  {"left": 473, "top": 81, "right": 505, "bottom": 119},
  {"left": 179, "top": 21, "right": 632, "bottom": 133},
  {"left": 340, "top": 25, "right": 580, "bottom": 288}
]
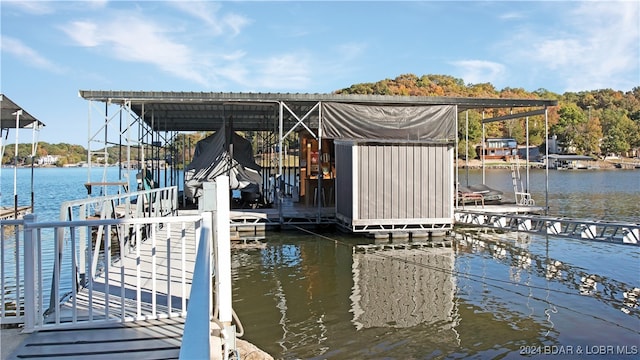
[{"left": 184, "top": 125, "right": 262, "bottom": 201}]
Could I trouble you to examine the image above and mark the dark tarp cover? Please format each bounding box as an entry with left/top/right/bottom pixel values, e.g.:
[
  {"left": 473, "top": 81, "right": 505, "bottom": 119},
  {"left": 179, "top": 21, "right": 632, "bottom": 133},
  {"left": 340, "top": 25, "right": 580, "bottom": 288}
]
[
  {"left": 321, "top": 102, "right": 456, "bottom": 142},
  {"left": 184, "top": 126, "right": 262, "bottom": 201}
]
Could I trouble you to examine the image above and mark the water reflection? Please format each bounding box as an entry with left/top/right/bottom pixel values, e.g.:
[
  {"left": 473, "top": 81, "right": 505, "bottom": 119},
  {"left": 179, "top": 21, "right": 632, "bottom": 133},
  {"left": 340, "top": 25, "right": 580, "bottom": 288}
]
[
  {"left": 232, "top": 231, "right": 640, "bottom": 359},
  {"left": 350, "top": 247, "right": 457, "bottom": 332}
]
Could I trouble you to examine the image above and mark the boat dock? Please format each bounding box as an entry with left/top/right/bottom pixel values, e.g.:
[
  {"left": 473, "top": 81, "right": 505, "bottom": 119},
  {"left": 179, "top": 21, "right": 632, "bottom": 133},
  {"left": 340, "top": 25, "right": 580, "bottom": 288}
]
[{"left": 0, "top": 206, "right": 31, "bottom": 220}]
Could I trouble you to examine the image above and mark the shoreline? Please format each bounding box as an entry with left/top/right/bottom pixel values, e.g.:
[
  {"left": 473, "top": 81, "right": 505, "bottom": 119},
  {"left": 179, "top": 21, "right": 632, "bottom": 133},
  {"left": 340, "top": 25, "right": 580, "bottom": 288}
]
[
  {"left": 5, "top": 157, "right": 639, "bottom": 171},
  {"left": 457, "top": 158, "right": 639, "bottom": 170}
]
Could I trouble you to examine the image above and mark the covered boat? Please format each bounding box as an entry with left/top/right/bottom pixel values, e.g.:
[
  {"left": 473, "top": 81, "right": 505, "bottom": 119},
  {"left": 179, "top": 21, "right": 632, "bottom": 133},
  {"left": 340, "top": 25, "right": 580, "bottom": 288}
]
[{"left": 184, "top": 125, "right": 262, "bottom": 205}]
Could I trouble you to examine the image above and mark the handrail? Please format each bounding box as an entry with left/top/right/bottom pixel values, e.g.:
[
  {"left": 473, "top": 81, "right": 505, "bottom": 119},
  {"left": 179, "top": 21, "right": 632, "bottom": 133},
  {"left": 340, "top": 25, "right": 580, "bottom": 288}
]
[
  {"left": 59, "top": 185, "right": 179, "bottom": 221},
  {"left": 455, "top": 210, "right": 640, "bottom": 245},
  {"left": 55, "top": 185, "right": 179, "bottom": 301},
  {"left": 180, "top": 176, "right": 238, "bottom": 360},
  {"left": 179, "top": 213, "right": 213, "bottom": 359},
  {"left": 3, "top": 180, "right": 238, "bottom": 359},
  {"left": 20, "top": 213, "right": 205, "bottom": 332}
]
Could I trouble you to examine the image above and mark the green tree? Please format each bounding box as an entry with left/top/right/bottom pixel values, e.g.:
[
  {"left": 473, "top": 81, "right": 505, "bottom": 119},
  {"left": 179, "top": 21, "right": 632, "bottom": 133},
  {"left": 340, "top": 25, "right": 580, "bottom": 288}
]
[
  {"left": 457, "top": 139, "right": 477, "bottom": 160},
  {"left": 577, "top": 116, "right": 603, "bottom": 156},
  {"left": 600, "top": 108, "right": 637, "bottom": 156},
  {"left": 552, "top": 103, "right": 587, "bottom": 153}
]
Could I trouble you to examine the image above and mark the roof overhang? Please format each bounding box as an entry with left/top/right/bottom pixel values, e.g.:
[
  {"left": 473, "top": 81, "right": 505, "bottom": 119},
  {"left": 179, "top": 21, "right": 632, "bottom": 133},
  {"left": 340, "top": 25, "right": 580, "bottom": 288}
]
[
  {"left": 0, "top": 94, "right": 46, "bottom": 129},
  {"left": 78, "top": 90, "right": 558, "bottom": 133}
]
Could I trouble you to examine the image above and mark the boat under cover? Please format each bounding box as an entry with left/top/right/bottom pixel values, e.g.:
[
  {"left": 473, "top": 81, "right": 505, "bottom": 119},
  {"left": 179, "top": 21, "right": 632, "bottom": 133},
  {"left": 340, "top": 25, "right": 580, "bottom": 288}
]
[{"left": 184, "top": 126, "right": 262, "bottom": 202}]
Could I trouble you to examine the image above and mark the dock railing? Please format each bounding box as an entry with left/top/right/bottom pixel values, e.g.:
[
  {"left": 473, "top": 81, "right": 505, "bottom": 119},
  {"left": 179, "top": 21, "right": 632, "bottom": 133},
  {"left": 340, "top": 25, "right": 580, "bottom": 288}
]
[
  {"left": 57, "top": 186, "right": 179, "bottom": 292},
  {"left": 180, "top": 177, "right": 238, "bottom": 360},
  {"left": 2, "top": 180, "right": 238, "bottom": 359},
  {"left": 59, "top": 185, "right": 178, "bottom": 222},
  {"left": 455, "top": 210, "right": 640, "bottom": 245},
  {"left": 0, "top": 218, "right": 26, "bottom": 325},
  {"left": 20, "top": 213, "right": 205, "bottom": 332}
]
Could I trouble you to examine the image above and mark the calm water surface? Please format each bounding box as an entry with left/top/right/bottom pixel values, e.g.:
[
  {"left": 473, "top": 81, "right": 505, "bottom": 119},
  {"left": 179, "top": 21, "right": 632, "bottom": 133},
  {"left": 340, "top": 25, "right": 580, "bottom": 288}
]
[
  {"left": 233, "top": 168, "right": 639, "bottom": 359},
  {"left": 2, "top": 167, "right": 639, "bottom": 359}
]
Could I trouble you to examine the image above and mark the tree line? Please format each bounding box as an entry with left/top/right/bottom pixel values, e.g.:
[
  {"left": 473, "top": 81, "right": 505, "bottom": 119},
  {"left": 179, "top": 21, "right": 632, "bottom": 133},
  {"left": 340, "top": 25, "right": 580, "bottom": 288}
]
[{"left": 1, "top": 134, "right": 207, "bottom": 167}]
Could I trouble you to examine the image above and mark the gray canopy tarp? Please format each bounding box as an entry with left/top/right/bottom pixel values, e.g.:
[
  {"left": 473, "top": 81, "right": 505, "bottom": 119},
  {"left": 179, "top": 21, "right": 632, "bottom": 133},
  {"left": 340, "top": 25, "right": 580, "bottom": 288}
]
[
  {"left": 184, "top": 126, "right": 262, "bottom": 201},
  {"left": 321, "top": 102, "right": 456, "bottom": 142}
]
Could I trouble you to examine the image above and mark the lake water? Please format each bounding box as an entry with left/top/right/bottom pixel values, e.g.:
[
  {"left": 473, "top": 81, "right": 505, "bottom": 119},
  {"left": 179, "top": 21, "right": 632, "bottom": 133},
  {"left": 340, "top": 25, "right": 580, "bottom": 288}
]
[{"left": 2, "top": 166, "right": 639, "bottom": 359}]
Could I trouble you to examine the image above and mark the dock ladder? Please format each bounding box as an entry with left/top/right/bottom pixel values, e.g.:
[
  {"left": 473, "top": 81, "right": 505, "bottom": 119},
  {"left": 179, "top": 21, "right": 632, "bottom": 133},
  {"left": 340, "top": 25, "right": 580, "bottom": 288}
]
[{"left": 511, "top": 161, "right": 534, "bottom": 206}]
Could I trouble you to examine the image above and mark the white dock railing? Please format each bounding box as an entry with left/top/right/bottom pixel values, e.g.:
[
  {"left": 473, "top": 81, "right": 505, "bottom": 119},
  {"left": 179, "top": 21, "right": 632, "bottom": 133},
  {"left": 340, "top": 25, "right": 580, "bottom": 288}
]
[
  {"left": 0, "top": 218, "right": 26, "bottom": 325},
  {"left": 55, "top": 186, "right": 179, "bottom": 304},
  {"left": 1, "top": 179, "right": 237, "bottom": 359},
  {"left": 20, "top": 213, "right": 205, "bottom": 331},
  {"left": 455, "top": 210, "right": 640, "bottom": 245},
  {"left": 59, "top": 185, "right": 179, "bottom": 221},
  {"left": 180, "top": 177, "right": 238, "bottom": 360}
]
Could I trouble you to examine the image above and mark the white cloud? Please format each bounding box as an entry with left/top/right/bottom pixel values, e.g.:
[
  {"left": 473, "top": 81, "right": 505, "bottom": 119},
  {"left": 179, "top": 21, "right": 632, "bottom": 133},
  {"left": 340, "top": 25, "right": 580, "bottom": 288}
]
[
  {"left": 61, "top": 15, "right": 209, "bottom": 86},
  {"left": 3, "top": 0, "right": 54, "bottom": 15},
  {"left": 507, "top": 1, "right": 639, "bottom": 92},
  {"left": 253, "top": 53, "right": 311, "bottom": 90},
  {"left": 168, "top": 1, "right": 250, "bottom": 37},
  {"left": 0, "top": 35, "right": 64, "bottom": 73},
  {"left": 85, "top": 0, "right": 109, "bottom": 10},
  {"left": 54, "top": 3, "right": 309, "bottom": 91},
  {"left": 451, "top": 60, "right": 506, "bottom": 85},
  {"left": 57, "top": 3, "right": 258, "bottom": 88},
  {"left": 499, "top": 11, "right": 524, "bottom": 20}
]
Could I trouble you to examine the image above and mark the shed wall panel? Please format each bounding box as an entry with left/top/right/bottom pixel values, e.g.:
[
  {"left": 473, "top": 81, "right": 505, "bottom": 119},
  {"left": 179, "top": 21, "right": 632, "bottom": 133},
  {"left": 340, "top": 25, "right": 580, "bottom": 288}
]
[
  {"left": 335, "top": 142, "right": 353, "bottom": 219},
  {"left": 355, "top": 143, "right": 452, "bottom": 221}
]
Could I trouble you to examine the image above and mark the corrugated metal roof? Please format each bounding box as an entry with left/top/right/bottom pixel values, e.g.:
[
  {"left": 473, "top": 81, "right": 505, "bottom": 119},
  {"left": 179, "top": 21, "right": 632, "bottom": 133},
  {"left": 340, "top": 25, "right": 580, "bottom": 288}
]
[
  {"left": 78, "top": 90, "right": 557, "bottom": 132},
  {"left": 0, "top": 94, "right": 46, "bottom": 129}
]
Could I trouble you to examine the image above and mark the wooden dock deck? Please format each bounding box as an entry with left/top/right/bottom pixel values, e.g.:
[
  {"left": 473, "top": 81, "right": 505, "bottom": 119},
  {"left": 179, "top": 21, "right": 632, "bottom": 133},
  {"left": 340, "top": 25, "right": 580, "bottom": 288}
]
[{"left": 0, "top": 206, "right": 31, "bottom": 220}]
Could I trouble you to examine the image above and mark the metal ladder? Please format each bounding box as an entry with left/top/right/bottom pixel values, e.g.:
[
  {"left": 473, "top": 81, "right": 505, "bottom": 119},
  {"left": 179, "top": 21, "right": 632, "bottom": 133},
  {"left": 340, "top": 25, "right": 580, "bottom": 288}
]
[{"left": 511, "top": 161, "right": 535, "bottom": 206}]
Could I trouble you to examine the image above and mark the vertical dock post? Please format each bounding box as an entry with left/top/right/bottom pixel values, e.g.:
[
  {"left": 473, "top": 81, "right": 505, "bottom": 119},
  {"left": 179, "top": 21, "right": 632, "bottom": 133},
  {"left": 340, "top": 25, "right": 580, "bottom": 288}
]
[
  {"left": 203, "top": 176, "right": 237, "bottom": 359},
  {"left": 23, "top": 214, "right": 37, "bottom": 333},
  {"left": 213, "top": 176, "right": 233, "bottom": 326}
]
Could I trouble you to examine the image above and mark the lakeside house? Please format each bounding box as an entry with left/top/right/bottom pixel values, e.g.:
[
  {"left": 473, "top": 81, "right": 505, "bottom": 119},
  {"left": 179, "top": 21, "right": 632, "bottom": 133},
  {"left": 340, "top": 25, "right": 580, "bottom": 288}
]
[{"left": 36, "top": 154, "right": 59, "bottom": 165}]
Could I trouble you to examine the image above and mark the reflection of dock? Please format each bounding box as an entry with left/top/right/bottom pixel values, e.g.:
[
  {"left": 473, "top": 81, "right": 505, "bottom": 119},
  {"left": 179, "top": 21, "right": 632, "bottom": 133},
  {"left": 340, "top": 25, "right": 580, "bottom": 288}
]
[
  {"left": 351, "top": 247, "right": 457, "bottom": 332},
  {"left": 0, "top": 206, "right": 31, "bottom": 220}
]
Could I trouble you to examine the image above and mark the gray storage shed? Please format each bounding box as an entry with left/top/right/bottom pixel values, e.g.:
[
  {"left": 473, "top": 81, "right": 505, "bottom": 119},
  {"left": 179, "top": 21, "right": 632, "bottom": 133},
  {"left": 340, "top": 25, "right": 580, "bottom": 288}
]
[{"left": 321, "top": 102, "right": 456, "bottom": 233}]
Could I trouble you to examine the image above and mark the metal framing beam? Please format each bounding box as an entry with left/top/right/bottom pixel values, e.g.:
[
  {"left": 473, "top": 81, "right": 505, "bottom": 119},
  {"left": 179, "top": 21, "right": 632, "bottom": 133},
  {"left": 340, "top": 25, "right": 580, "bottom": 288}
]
[{"left": 482, "top": 109, "right": 547, "bottom": 123}]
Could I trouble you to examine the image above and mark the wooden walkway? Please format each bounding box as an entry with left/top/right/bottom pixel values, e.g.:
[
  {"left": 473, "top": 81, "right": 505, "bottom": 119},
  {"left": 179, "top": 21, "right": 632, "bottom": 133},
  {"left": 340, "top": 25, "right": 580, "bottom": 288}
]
[{"left": 0, "top": 206, "right": 31, "bottom": 220}]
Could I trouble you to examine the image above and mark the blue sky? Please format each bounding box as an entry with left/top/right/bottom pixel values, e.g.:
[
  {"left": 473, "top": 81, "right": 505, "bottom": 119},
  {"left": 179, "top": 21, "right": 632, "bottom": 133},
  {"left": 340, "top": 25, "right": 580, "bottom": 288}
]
[{"left": 1, "top": 0, "right": 639, "bottom": 145}]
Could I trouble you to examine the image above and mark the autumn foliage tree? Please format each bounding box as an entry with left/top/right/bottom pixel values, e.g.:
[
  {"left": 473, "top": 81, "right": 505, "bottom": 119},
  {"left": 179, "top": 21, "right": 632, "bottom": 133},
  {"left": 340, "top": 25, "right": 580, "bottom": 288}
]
[{"left": 337, "top": 74, "right": 640, "bottom": 158}]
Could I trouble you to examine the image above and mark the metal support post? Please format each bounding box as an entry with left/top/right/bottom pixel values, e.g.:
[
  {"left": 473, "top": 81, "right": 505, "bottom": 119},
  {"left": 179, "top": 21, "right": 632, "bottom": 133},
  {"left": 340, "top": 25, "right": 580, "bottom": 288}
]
[
  {"left": 211, "top": 176, "right": 237, "bottom": 359},
  {"left": 23, "top": 214, "right": 37, "bottom": 333}
]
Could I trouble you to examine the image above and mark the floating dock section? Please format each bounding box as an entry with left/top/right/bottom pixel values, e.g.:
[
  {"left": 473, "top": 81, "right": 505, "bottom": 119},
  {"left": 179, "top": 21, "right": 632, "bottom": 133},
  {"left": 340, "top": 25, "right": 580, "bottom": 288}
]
[{"left": 455, "top": 208, "right": 639, "bottom": 245}]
